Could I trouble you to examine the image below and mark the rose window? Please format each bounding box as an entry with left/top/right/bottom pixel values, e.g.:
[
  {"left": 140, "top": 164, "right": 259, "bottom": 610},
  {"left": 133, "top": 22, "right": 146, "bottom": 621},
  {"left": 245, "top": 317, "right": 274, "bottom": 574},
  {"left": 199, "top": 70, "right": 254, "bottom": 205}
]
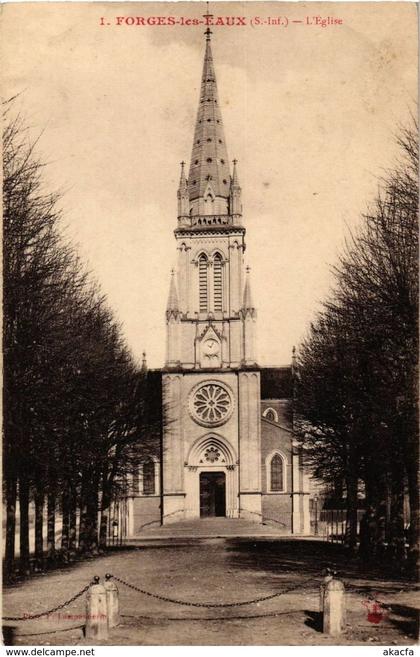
[
  {"left": 204, "top": 447, "right": 221, "bottom": 463},
  {"left": 189, "top": 382, "right": 233, "bottom": 427}
]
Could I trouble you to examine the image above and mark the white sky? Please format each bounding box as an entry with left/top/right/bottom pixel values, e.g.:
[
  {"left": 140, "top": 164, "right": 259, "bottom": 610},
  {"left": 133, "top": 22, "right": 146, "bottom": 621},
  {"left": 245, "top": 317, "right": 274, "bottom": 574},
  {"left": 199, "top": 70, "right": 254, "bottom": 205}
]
[{"left": 2, "top": 1, "right": 417, "bottom": 368}]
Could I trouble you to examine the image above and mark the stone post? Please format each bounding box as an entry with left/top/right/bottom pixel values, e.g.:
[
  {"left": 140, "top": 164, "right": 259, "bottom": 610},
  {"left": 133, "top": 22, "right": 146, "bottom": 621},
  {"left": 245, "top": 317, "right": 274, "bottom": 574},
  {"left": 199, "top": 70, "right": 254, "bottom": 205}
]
[
  {"left": 319, "top": 574, "right": 333, "bottom": 612},
  {"left": 85, "top": 576, "right": 108, "bottom": 640},
  {"left": 104, "top": 574, "right": 120, "bottom": 628},
  {"left": 323, "top": 578, "right": 346, "bottom": 636}
]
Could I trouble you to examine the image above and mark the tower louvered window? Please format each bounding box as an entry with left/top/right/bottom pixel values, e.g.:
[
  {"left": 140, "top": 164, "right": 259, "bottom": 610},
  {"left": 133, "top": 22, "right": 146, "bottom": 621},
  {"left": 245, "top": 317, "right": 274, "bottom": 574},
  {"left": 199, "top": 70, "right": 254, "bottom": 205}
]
[
  {"left": 213, "top": 253, "right": 223, "bottom": 311},
  {"left": 198, "top": 254, "right": 208, "bottom": 312},
  {"left": 270, "top": 454, "right": 284, "bottom": 491}
]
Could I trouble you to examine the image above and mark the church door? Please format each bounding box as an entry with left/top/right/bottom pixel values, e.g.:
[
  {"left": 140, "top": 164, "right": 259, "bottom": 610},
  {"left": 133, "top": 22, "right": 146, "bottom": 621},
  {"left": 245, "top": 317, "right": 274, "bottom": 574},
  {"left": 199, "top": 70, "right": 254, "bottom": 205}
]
[{"left": 199, "top": 472, "right": 226, "bottom": 517}]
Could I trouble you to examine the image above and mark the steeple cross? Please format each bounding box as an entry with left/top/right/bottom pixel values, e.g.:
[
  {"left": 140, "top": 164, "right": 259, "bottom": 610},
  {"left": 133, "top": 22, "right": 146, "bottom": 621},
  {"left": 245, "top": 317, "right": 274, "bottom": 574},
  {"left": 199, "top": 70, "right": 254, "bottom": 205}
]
[{"left": 204, "top": 1, "right": 213, "bottom": 39}]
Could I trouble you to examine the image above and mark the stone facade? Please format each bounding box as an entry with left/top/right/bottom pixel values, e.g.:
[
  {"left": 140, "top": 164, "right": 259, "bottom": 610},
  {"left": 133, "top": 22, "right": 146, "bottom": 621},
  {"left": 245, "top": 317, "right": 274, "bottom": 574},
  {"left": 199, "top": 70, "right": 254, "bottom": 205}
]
[{"left": 128, "top": 31, "right": 310, "bottom": 535}]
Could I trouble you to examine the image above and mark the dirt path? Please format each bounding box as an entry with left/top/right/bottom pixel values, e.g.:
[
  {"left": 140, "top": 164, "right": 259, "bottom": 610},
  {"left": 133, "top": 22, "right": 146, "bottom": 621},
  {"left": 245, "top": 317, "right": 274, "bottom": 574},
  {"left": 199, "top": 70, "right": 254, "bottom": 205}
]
[{"left": 3, "top": 538, "right": 419, "bottom": 645}]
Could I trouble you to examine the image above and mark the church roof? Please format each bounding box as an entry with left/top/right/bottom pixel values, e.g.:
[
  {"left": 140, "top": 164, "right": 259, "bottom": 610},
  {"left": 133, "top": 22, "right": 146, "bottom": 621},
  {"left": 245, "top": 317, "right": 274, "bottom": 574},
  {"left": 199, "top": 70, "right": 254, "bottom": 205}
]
[
  {"left": 188, "top": 31, "right": 231, "bottom": 209},
  {"left": 260, "top": 367, "right": 293, "bottom": 400}
]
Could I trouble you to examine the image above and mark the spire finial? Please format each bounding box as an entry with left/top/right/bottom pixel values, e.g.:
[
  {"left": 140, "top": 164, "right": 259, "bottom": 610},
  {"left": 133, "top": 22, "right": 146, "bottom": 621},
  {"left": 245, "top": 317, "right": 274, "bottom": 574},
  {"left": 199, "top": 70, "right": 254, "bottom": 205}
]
[
  {"left": 141, "top": 351, "right": 147, "bottom": 372},
  {"left": 179, "top": 161, "right": 187, "bottom": 186},
  {"left": 204, "top": 1, "right": 213, "bottom": 40},
  {"left": 167, "top": 269, "right": 179, "bottom": 314},
  {"left": 231, "top": 158, "right": 240, "bottom": 189},
  {"left": 243, "top": 265, "right": 255, "bottom": 312}
]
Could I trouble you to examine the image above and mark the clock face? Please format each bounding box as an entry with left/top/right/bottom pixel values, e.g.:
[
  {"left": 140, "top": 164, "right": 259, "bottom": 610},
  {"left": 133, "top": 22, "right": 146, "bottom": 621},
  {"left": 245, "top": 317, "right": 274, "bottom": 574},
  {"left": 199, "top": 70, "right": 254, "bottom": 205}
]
[{"left": 204, "top": 338, "right": 219, "bottom": 354}]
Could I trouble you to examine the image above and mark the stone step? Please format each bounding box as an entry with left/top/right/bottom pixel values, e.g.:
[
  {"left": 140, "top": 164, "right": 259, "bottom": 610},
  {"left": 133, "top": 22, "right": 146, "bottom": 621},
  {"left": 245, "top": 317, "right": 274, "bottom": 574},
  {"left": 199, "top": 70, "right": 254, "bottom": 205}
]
[{"left": 132, "top": 517, "right": 289, "bottom": 539}]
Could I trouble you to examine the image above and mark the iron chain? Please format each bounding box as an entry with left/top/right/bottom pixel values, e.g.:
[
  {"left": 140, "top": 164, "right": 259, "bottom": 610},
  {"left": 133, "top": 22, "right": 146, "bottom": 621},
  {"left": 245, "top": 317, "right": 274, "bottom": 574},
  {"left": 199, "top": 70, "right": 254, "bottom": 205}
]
[
  {"left": 110, "top": 573, "right": 320, "bottom": 608},
  {"left": 3, "top": 582, "right": 93, "bottom": 622},
  {"left": 4, "top": 574, "right": 322, "bottom": 621}
]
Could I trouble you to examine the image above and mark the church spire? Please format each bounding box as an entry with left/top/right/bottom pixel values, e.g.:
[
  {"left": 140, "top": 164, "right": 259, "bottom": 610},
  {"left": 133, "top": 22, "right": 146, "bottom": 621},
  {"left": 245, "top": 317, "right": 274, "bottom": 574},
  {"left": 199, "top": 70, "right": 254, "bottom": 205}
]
[
  {"left": 242, "top": 266, "right": 256, "bottom": 314},
  {"left": 141, "top": 351, "right": 148, "bottom": 372},
  {"left": 166, "top": 269, "right": 180, "bottom": 317},
  {"left": 230, "top": 158, "right": 242, "bottom": 215},
  {"left": 177, "top": 161, "right": 189, "bottom": 217},
  {"left": 188, "top": 28, "right": 231, "bottom": 216},
  {"left": 241, "top": 266, "right": 257, "bottom": 365}
]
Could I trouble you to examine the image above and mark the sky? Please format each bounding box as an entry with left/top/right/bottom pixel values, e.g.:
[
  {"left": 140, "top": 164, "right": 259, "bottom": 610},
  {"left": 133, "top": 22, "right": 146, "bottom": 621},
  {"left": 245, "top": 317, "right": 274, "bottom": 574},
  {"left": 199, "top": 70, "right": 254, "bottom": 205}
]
[{"left": 2, "top": 1, "right": 417, "bottom": 368}]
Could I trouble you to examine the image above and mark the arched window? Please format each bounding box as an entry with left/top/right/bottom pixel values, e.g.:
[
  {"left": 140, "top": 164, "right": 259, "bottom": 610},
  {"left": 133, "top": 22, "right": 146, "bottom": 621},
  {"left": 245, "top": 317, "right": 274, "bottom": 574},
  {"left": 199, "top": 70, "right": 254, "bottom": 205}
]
[
  {"left": 213, "top": 253, "right": 223, "bottom": 312},
  {"left": 143, "top": 459, "right": 155, "bottom": 495},
  {"left": 198, "top": 254, "right": 208, "bottom": 312},
  {"left": 270, "top": 454, "right": 284, "bottom": 492}
]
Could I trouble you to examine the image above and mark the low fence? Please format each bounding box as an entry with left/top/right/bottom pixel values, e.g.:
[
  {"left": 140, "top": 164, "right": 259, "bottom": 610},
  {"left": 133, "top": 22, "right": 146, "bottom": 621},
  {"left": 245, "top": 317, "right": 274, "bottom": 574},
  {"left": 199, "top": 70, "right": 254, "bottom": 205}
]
[
  {"left": 319, "top": 509, "right": 366, "bottom": 544},
  {"left": 3, "top": 571, "right": 354, "bottom": 642}
]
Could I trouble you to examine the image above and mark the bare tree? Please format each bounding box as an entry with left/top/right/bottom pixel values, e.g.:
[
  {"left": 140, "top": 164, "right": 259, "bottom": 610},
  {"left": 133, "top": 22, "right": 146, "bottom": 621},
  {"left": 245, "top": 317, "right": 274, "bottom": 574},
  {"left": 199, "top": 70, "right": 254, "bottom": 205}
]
[
  {"left": 3, "top": 110, "right": 162, "bottom": 576},
  {"left": 295, "top": 118, "right": 418, "bottom": 571}
]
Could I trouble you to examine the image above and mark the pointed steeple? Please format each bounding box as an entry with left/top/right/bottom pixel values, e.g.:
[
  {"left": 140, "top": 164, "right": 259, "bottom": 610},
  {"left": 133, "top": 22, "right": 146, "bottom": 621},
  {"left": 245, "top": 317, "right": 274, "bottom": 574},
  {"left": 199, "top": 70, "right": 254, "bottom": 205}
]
[
  {"left": 177, "top": 161, "right": 189, "bottom": 217},
  {"left": 241, "top": 266, "right": 257, "bottom": 365},
  {"left": 230, "top": 158, "right": 242, "bottom": 215},
  {"left": 188, "top": 30, "right": 231, "bottom": 216},
  {"left": 242, "top": 266, "right": 256, "bottom": 318},
  {"left": 166, "top": 269, "right": 180, "bottom": 318},
  {"left": 141, "top": 351, "right": 148, "bottom": 372},
  {"left": 243, "top": 266, "right": 254, "bottom": 309},
  {"left": 231, "top": 158, "right": 240, "bottom": 186}
]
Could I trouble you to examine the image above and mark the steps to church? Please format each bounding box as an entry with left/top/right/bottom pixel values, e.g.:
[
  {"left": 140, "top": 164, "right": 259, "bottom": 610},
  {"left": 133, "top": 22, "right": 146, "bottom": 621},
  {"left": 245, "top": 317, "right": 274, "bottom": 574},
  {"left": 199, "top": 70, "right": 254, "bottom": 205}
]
[{"left": 129, "top": 517, "right": 293, "bottom": 541}]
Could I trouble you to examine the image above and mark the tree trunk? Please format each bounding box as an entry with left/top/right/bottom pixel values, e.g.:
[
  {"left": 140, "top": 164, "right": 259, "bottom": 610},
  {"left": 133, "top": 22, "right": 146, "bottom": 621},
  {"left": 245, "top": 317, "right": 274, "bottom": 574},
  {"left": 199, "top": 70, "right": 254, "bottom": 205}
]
[
  {"left": 47, "top": 490, "right": 56, "bottom": 561},
  {"left": 359, "top": 474, "right": 378, "bottom": 561},
  {"left": 388, "top": 466, "right": 406, "bottom": 564},
  {"left": 375, "top": 476, "right": 388, "bottom": 561},
  {"left": 61, "top": 484, "right": 70, "bottom": 560},
  {"left": 345, "top": 454, "right": 358, "bottom": 552},
  {"left": 99, "top": 479, "right": 111, "bottom": 551},
  {"left": 78, "top": 474, "right": 89, "bottom": 554},
  {"left": 19, "top": 474, "right": 31, "bottom": 575},
  {"left": 34, "top": 487, "right": 44, "bottom": 569},
  {"left": 5, "top": 474, "right": 17, "bottom": 576},
  {"left": 405, "top": 453, "right": 419, "bottom": 578},
  {"left": 86, "top": 471, "right": 100, "bottom": 554},
  {"left": 99, "top": 510, "right": 108, "bottom": 550},
  {"left": 68, "top": 485, "right": 78, "bottom": 557}
]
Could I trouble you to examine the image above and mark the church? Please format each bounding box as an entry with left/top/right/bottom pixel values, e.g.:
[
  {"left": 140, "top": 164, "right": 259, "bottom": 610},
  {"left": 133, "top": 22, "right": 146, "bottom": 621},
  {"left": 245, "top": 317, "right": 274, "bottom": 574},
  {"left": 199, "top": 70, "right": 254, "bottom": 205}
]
[{"left": 127, "top": 29, "right": 310, "bottom": 536}]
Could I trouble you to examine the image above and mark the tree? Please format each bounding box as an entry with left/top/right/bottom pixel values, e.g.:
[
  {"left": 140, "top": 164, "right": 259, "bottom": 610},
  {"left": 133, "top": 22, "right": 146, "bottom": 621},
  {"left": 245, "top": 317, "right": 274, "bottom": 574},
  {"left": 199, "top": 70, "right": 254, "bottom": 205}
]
[
  {"left": 295, "top": 119, "right": 418, "bottom": 570},
  {"left": 3, "top": 110, "right": 160, "bottom": 575}
]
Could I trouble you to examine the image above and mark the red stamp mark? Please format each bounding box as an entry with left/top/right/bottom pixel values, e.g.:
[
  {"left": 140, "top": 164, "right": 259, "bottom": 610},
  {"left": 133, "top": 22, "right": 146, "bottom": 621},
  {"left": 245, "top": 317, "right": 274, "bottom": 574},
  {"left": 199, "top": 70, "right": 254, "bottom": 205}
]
[{"left": 362, "top": 596, "right": 389, "bottom": 624}]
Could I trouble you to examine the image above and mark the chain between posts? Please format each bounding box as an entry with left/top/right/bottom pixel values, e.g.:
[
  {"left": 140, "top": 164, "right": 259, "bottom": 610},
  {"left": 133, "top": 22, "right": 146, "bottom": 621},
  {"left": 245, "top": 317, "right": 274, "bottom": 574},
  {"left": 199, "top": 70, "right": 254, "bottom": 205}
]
[
  {"left": 3, "top": 577, "right": 98, "bottom": 622},
  {"left": 3, "top": 573, "right": 323, "bottom": 621},
  {"left": 108, "top": 573, "right": 321, "bottom": 608}
]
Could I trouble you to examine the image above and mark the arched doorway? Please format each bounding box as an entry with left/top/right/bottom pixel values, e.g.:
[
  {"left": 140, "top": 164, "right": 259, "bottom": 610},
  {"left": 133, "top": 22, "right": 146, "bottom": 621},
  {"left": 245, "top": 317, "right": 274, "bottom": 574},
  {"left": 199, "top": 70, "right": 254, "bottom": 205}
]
[
  {"left": 199, "top": 471, "right": 226, "bottom": 517},
  {"left": 185, "top": 434, "right": 238, "bottom": 518}
]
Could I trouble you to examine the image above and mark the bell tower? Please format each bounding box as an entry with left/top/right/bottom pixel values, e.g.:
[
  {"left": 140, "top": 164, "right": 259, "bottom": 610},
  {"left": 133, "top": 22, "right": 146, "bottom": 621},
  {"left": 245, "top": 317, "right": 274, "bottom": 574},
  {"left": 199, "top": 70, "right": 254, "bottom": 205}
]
[
  {"left": 162, "top": 27, "right": 262, "bottom": 524},
  {"left": 165, "top": 27, "right": 257, "bottom": 371}
]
